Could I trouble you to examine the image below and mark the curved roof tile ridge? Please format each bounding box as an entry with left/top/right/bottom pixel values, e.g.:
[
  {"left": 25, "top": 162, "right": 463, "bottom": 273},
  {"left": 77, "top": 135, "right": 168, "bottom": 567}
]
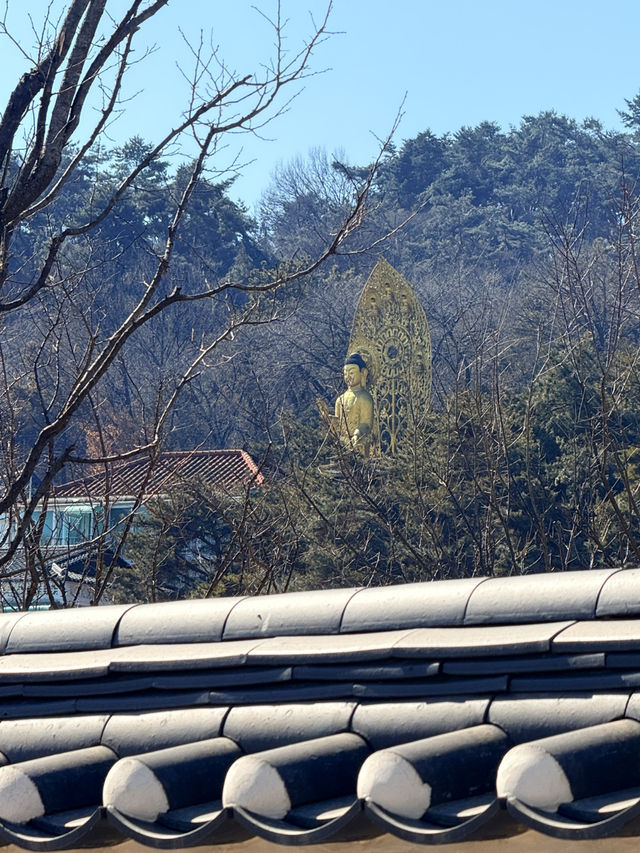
[
  {"left": 3, "top": 573, "right": 640, "bottom": 847},
  {"left": 113, "top": 597, "right": 247, "bottom": 646},
  {"left": 597, "top": 567, "right": 640, "bottom": 617},
  {"left": 463, "top": 569, "right": 620, "bottom": 625},
  {"left": 4, "top": 569, "right": 635, "bottom": 656},
  {"left": 3, "top": 605, "right": 136, "bottom": 655}
]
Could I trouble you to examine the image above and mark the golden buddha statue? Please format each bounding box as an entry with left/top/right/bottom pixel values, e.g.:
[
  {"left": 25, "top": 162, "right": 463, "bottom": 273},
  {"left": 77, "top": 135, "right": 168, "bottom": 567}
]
[
  {"left": 318, "top": 259, "right": 431, "bottom": 457},
  {"left": 318, "top": 353, "right": 374, "bottom": 455}
]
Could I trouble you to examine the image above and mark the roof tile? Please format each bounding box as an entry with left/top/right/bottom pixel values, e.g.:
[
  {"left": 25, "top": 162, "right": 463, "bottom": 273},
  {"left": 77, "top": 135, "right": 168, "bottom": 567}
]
[
  {"left": 0, "top": 575, "right": 639, "bottom": 846},
  {"left": 52, "top": 449, "right": 263, "bottom": 500}
]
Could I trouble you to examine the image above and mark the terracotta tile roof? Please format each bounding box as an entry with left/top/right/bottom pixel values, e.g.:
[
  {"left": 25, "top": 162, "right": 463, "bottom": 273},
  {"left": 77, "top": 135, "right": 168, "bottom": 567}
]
[
  {"left": 2, "top": 570, "right": 640, "bottom": 847},
  {"left": 51, "top": 449, "right": 264, "bottom": 500}
]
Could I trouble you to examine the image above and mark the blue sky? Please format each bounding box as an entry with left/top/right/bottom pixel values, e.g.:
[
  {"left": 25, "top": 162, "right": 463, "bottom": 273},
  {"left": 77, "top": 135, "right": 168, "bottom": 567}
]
[{"left": 1, "top": 1, "right": 639, "bottom": 210}]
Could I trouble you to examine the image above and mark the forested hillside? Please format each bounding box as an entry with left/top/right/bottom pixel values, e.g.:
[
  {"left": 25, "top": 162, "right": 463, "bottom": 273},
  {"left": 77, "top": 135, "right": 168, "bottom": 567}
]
[
  {"left": 4, "top": 28, "right": 640, "bottom": 602},
  {"left": 119, "top": 101, "right": 640, "bottom": 598},
  {"left": 16, "top": 106, "right": 635, "bottom": 451}
]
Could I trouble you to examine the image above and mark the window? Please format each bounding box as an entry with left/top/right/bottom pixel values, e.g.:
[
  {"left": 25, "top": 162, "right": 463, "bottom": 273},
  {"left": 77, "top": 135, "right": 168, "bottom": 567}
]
[
  {"left": 61, "top": 506, "right": 93, "bottom": 546},
  {"left": 109, "top": 505, "right": 133, "bottom": 532},
  {"left": 31, "top": 509, "right": 57, "bottom": 545}
]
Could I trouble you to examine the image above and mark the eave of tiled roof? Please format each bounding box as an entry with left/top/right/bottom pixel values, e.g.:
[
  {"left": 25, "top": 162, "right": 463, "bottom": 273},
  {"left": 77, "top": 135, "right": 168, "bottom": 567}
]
[
  {"left": 2, "top": 569, "right": 640, "bottom": 847},
  {"left": 51, "top": 449, "right": 264, "bottom": 500}
]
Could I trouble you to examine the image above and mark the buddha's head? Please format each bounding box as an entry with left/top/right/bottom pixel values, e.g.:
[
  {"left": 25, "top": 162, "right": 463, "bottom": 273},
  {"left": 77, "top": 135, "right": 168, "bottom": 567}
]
[{"left": 343, "top": 353, "right": 368, "bottom": 389}]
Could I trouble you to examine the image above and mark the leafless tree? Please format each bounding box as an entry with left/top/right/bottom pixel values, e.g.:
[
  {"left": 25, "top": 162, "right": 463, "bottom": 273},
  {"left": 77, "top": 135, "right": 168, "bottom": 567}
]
[{"left": 0, "top": 0, "right": 388, "bottom": 603}]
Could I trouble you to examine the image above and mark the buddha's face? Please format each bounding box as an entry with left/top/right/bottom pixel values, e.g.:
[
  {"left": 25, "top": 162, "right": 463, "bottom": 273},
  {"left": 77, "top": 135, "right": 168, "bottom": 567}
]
[{"left": 343, "top": 363, "right": 362, "bottom": 388}]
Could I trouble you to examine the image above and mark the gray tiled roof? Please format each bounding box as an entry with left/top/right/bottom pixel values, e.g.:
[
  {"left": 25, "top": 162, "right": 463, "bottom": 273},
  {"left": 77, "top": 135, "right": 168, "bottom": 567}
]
[{"left": 2, "top": 569, "right": 640, "bottom": 846}]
